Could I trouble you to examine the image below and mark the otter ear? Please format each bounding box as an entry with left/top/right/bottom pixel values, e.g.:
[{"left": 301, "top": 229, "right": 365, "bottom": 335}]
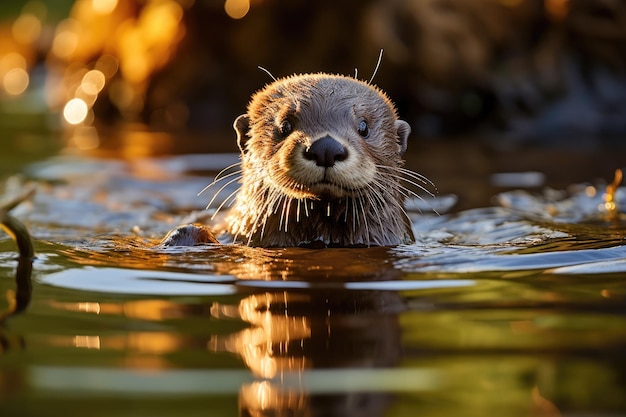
[
  {"left": 395, "top": 120, "right": 411, "bottom": 155},
  {"left": 234, "top": 114, "right": 250, "bottom": 153}
]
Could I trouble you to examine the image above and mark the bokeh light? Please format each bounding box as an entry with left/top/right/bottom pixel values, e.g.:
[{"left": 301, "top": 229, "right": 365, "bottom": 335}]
[
  {"left": 224, "top": 0, "right": 250, "bottom": 19},
  {"left": 12, "top": 13, "right": 42, "bottom": 45},
  {"left": 52, "top": 20, "right": 80, "bottom": 59},
  {"left": 94, "top": 54, "right": 119, "bottom": 79},
  {"left": 2, "top": 68, "right": 29, "bottom": 95},
  {"left": 81, "top": 70, "right": 106, "bottom": 95},
  {"left": 72, "top": 125, "right": 100, "bottom": 149},
  {"left": 92, "top": 0, "right": 119, "bottom": 15},
  {"left": 0, "top": 53, "right": 29, "bottom": 96},
  {"left": 63, "top": 98, "right": 89, "bottom": 124}
]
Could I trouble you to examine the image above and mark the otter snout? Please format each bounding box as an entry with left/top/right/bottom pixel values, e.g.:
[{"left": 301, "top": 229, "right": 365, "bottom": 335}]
[{"left": 303, "top": 135, "right": 348, "bottom": 168}]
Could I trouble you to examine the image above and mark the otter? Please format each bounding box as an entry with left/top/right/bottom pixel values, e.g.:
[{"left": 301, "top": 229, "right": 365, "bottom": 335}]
[{"left": 162, "top": 73, "right": 430, "bottom": 248}]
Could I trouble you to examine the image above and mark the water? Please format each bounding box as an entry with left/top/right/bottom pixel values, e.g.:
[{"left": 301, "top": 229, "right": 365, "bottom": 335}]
[{"left": 1, "top": 136, "right": 626, "bottom": 417}]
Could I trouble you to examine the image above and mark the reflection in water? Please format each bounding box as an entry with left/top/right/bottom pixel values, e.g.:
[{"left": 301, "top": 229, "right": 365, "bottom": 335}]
[
  {"left": 1, "top": 188, "right": 35, "bottom": 315},
  {"left": 185, "top": 248, "right": 423, "bottom": 415},
  {"left": 0, "top": 257, "right": 32, "bottom": 324},
  {"left": 0, "top": 257, "right": 32, "bottom": 356},
  {"left": 0, "top": 192, "right": 34, "bottom": 353},
  {"left": 0, "top": 192, "right": 34, "bottom": 411},
  {"left": 17, "top": 242, "right": 626, "bottom": 416},
  {"left": 212, "top": 289, "right": 404, "bottom": 416},
  {"left": 2, "top": 152, "right": 626, "bottom": 415}
]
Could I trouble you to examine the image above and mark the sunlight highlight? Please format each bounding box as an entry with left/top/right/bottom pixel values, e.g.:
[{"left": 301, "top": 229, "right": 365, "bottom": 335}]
[
  {"left": 602, "top": 168, "right": 622, "bottom": 218},
  {"left": 74, "top": 335, "right": 101, "bottom": 349}
]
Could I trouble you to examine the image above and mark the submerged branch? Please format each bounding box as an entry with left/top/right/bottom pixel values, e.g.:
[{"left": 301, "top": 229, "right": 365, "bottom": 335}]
[{"left": 0, "top": 186, "right": 35, "bottom": 324}]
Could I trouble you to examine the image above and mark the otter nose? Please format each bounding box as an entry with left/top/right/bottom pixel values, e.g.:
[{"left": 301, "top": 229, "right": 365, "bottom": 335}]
[{"left": 303, "top": 135, "right": 348, "bottom": 167}]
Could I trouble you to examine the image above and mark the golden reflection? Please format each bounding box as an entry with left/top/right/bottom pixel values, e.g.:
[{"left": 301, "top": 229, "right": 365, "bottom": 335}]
[
  {"left": 74, "top": 335, "right": 101, "bottom": 349},
  {"left": 602, "top": 168, "right": 622, "bottom": 219},
  {"left": 77, "top": 301, "right": 101, "bottom": 314},
  {"left": 214, "top": 246, "right": 402, "bottom": 282},
  {"left": 127, "top": 332, "right": 182, "bottom": 354},
  {"left": 240, "top": 381, "right": 308, "bottom": 416},
  {"left": 209, "top": 289, "right": 404, "bottom": 415},
  {"left": 210, "top": 292, "right": 312, "bottom": 379},
  {"left": 49, "top": 332, "right": 184, "bottom": 354},
  {"left": 48, "top": 298, "right": 188, "bottom": 321}
]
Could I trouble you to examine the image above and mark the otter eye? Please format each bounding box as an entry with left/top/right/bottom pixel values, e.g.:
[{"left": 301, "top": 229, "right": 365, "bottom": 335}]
[
  {"left": 279, "top": 120, "right": 293, "bottom": 137},
  {"left": 357, "top": 120, "right": 369, "bottom": 138}
]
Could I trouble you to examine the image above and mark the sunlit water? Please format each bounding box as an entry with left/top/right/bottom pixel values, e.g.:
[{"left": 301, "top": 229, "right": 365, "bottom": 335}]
[{"left": 1, "top": 151, "right": 626, "bottom": 417}]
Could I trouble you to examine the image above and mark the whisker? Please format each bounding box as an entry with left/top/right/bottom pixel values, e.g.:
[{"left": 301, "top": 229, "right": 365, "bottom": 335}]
[
  {"left": 356, "top": 194, "right": 370, "bottom": 246},
  {"left": 351, "top": 196, "right": 357, "bottom": 233},
  {"left": 397, "top": 185, "right": 440, "bottom": 216},
  {"left": 204, "top": 175, "right": 242, "bottom": 210},
  {"left": 211, "top": 185, "right": 241, "bottom": 219},
  {"left": 303, "top": 197, "right": 310, "bottom": 218},
  {"left": 369, "top": 176, "right": 422, "bottom": 234},
  {"left": 369, "top": 177, "right": 405, "bottom": 234},
  {"left": 398, "top": 168, "right": 437, "bottom": 188},
  {"left": 369, "top": 49, "right": 384, "bottom": 84},
  {"left": 375, "top": 164, "right": 436, "bottom": 188},
  {"left": 197, "top": 163, "right": 242, "bottom": 196},
  {"left": 280, "top": 196, "right": 293, "bottom": 232},
  {"left": 250, "top": 189, "right": 277, "bottom": 243},
  {"left": 296, "top": 198, "right": 302, "bottom": 223},
  {"left": 365, "top": 184, "right": 386, "bottom": 237},
  {"left": 258, "top": 66, "right": 277, "bottom": 82},
  {"left": 375, "top": 169, "right": 437, "bottom": 199}
]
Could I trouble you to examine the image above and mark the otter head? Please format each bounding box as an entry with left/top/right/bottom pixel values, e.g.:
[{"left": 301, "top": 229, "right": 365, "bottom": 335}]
[
  {"left": 235, "top": 74, "right": 410, "bottom": 200},
  {"left": 228, "top": 73, "right": 416, "bottom": 247}
]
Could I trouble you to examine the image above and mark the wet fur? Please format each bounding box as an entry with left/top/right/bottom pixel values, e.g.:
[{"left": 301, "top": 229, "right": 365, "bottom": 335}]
[{"left": 221, "top": 73, "right": 422, "bottom": 247}]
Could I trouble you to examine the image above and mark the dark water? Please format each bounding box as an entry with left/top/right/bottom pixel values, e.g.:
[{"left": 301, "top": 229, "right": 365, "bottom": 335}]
[{"left": 1, "top": 135, "right": 626, "bottom": 417}]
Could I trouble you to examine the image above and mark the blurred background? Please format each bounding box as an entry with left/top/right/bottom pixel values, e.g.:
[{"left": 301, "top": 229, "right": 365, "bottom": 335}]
[{"left": 1, "top": 0, "right": 625, "bottom": 208}]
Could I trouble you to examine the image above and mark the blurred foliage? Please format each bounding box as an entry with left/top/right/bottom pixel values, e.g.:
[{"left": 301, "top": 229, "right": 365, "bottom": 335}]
[
  {"left": 0, "top": 0, "right": 625, "bottom": 151},
  {"left": 0, "top": 1, "right": 73, "bottom": 22}
]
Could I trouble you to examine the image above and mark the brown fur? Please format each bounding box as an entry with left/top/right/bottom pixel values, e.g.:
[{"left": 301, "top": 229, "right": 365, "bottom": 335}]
[{"left": 225, "top": 73, "right": 416, "bottom": 247}]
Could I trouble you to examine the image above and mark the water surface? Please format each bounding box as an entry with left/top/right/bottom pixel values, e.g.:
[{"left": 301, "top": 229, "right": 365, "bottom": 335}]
[{"left": 1, "top": 140, "right": 625, "bottom": 417}]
